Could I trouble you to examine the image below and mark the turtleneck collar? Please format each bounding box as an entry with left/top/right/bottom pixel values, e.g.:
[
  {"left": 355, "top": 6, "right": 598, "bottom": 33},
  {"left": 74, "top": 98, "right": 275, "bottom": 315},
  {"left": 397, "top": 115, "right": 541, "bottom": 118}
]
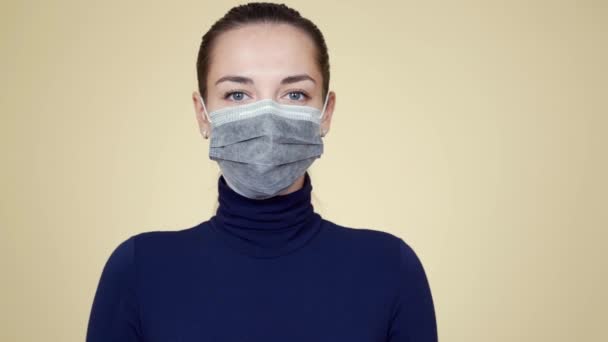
[{"left": 209, "top": 171, "right": 324, "bottom": 259}]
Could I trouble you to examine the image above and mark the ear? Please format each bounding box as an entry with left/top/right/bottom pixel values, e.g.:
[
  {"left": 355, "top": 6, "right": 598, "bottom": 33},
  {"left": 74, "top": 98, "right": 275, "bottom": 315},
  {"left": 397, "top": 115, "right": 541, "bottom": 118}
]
[
  {"left": 192, "top": 91, "right": 211, "bottom": 138},
  {"left": 320, "top": 91, "right": 336, "bottom": 136}
]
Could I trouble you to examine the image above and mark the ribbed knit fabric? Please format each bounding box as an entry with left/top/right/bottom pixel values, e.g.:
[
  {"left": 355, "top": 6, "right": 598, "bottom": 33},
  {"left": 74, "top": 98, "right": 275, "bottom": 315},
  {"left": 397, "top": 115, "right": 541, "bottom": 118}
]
[
  {"left": 86, "top": 171, "right": 438, "bottom": 341},
  {"left": 209, "top": 171, "right": 323, "bottom": 258}
]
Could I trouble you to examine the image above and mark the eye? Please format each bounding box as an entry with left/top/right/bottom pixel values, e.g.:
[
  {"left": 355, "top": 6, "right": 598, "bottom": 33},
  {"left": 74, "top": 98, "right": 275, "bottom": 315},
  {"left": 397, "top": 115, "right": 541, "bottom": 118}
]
[
  {"left": 286, "top": 91, "right": 310, "bottom": 102},
  {"left": 223, "top": 91, "right": 250, "bottom": 102}
]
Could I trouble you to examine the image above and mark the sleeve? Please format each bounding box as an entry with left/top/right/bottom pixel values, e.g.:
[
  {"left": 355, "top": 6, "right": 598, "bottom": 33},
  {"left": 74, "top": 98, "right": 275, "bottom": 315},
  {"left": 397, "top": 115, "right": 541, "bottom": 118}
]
[
  {"left": 86, "top": 235, "right": 144, "bottom": 342},
  {"left": 387, "top": 238, "right": 438, "bottom": 342}
]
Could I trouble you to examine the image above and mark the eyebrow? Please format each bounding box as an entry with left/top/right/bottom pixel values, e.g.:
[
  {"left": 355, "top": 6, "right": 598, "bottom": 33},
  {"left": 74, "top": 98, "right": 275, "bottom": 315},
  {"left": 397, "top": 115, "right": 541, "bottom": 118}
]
[{"left": 214, "top": 74, "right": 316, "bottom": 85}]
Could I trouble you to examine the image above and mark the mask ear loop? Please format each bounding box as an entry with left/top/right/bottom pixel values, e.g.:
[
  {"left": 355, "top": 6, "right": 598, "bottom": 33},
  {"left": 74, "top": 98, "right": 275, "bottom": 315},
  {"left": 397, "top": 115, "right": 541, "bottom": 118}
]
[
  {"left": 197, "top": 93, "right": 213, "bottom": 124},
  {"left": 319, "top": 91, "right": 330, "bottom": 121},
  {"left": 319, "top": 91, "right": 330, "bottom": 137}
]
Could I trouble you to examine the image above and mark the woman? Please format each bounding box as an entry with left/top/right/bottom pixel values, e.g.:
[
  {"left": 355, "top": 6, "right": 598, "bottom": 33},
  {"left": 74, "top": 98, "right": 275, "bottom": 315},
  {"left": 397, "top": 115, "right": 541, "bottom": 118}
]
[{"left": 86, "top": 2, "right": 437, "bottom": 341}]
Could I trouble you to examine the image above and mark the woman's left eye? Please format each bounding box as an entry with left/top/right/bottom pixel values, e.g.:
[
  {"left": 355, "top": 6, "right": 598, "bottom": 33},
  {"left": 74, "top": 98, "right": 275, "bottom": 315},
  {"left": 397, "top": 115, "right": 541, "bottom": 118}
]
[{"left": 287, "top": 91, "right": 309, "bottom": 101}]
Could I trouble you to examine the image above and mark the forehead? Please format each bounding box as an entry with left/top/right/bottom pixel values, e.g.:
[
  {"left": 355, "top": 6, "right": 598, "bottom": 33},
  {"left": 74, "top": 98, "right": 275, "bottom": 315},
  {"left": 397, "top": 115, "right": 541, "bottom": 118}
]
[{"left": 208, "top": 23, "right": 320, "bottom": 82}]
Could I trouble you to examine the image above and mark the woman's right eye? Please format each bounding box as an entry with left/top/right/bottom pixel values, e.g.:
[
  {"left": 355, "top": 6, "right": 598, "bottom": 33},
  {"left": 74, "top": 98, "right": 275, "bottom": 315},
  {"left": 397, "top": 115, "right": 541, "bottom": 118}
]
[{"left": 224, "top": 91, "right": 249, "bottom": 102}]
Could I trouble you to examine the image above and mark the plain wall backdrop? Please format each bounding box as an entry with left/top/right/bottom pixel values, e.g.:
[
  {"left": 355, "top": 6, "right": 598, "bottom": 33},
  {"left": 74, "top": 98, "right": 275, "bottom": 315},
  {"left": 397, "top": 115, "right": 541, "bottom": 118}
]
[{"left": 1, "top": 0, "right": 606, "bottom": 341}]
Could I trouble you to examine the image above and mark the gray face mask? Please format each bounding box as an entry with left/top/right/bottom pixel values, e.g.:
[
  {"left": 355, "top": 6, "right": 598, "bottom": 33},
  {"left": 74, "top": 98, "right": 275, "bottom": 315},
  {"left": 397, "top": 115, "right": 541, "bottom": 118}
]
[{"left": 198, "top": 92, "right": 330, "bottom": 199}]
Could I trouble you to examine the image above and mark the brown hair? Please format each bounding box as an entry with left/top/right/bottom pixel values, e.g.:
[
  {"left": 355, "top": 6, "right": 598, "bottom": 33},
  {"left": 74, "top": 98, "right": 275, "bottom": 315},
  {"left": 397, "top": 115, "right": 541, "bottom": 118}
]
[{"left": 195, "top": 2, "right": 330, "bottom": 104}]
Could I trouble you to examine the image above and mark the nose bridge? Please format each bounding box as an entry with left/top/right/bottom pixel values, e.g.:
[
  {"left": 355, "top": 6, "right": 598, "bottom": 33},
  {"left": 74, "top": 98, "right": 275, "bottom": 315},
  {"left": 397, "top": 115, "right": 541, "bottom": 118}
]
[{"left": 256, "top": 79, "right": 282, "bottom": 101}]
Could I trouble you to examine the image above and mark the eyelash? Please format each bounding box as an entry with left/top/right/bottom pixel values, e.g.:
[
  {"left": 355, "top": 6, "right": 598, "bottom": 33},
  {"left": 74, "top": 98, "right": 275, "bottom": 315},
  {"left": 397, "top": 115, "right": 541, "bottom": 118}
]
[{"left": 222, "top": 90, "right": 311, "bottom": 101}]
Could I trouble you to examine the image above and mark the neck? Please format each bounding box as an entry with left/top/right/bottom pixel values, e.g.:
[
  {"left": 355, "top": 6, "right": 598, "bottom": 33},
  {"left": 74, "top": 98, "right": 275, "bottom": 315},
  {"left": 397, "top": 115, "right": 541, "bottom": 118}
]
[
  {"left": 277, "top": 174, "right": 306, "bottom": 196},
  {"left": 209, "top": 171, "right": 323, "bottom": 258}
]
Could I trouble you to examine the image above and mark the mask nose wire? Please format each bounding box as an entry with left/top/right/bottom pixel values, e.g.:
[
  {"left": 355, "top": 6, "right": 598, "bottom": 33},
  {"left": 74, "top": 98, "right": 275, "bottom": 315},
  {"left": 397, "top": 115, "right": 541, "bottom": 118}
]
[{"left": 199, "top": 91, "right": 329, "bottom": 123}]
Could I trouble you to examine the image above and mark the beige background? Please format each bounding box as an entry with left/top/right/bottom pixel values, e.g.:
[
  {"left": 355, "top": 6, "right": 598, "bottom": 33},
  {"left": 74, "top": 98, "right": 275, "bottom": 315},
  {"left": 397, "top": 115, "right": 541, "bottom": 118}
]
[{"left": 1, "top": 0, "right": 606, "bottom": 341}]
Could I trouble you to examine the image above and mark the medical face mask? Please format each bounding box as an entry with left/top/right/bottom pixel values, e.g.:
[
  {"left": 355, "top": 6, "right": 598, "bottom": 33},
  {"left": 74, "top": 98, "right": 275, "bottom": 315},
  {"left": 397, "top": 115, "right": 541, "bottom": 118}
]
[{"left": 197, "top": 92, "right": 330, "bottom": 200}]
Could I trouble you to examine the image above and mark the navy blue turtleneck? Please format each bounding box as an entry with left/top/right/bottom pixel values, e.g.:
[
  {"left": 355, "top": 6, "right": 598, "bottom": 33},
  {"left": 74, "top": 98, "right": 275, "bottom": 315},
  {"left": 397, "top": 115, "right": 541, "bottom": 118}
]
[{"left": 86, "top": 171, "right": 438, "bottom": 341}]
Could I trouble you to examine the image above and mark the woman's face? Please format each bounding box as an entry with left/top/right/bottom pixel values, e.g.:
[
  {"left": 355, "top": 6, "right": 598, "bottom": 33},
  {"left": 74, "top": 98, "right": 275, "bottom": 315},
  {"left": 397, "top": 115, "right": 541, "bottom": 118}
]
[{"left": 192, "top": 22, "right": 335, "bottom": 138}]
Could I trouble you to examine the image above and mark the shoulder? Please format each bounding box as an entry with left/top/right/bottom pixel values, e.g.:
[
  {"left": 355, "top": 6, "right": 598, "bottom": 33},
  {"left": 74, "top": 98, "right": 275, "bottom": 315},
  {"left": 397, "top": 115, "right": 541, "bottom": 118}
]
[
  {"left": 99, "top": 235, "right": 136, "bottom": 278},
  {"left": 132, "top": 224, "right": 198, "bottom": 247},
  {"left": 319, "top": 219, "right": 432, "bottom": 301},
  {"left": 88, "top": 225, "right": 206, "bottom": 341},
  {"left": 326, "top": 221, "right": 401, "bottom": 248},
  {"left": 321, "top": 221, "right": 434, "bottom": 296},
  {"left": 102, "top": 222, "right": 205, "bottom": 269},
  {"left": 320, "top": 219, "right": 421, "bottom": 268}
]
